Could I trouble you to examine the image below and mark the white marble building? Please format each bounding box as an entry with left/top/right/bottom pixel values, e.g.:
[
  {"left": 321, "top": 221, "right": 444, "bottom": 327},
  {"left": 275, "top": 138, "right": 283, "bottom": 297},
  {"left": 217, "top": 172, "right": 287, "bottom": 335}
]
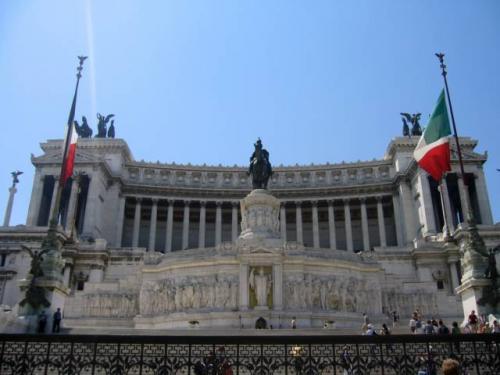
[{"left": 0, "top": 136, "right": 498, "bottom": 330}]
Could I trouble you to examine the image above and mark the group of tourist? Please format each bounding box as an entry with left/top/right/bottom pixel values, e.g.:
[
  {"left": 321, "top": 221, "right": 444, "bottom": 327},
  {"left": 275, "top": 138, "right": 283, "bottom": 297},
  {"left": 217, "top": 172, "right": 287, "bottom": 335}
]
[
  {"left": 409, "top": 309, "right": 500, "bottom": 335},
  {"left": 37, "top": 308, "right": 62, "bottom": 334},
  {"left": 360, "top": 308, "right": 500, "bottom": 336}
]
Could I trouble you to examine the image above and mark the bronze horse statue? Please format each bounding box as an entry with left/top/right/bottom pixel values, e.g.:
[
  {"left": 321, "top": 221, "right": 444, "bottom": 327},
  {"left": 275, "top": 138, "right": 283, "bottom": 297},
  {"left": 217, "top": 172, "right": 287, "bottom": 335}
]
[{"left": 248, "top": 138, "right": 273, "bottom": 189}]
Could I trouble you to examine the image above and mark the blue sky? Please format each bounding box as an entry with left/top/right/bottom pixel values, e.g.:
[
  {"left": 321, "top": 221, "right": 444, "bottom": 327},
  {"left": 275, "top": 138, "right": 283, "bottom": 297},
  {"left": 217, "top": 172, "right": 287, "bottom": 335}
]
[{"left": 1, "top": 0, "right": 499, "bottom": 225}]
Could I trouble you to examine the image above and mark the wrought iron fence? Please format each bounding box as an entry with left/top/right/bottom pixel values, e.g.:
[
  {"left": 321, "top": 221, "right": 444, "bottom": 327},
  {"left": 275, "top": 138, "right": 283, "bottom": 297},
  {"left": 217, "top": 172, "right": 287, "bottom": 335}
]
[{"left": 0, "top": 333, "right": 499, "bottom": 374}]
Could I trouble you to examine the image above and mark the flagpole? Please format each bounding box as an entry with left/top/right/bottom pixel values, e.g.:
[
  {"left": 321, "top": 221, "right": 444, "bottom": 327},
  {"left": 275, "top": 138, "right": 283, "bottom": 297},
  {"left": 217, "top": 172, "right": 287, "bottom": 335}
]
[
  {"left": 435, "top": 52, "right": 473, "bottom": 223},
  {"left": 49, "top": 56, "right": 87, "bottom": 228}
]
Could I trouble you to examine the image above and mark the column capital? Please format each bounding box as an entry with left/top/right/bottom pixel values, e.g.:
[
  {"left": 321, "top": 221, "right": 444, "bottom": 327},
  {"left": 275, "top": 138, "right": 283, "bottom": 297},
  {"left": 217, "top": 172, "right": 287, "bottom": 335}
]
[
  {"left": 311, "top": 200, "right": 318, "bottom": 206},
  {"left": 327, "top": 199, "right": 335, "bottom": 206},
  {"left": 375, "top": 195, "right": 384, "bottom": 203},
  {"left": 151, "top": 197, "right": 159, "bottom": 204},
  {"left": 215, "top": 200, "right": 223, "bottom": 207},
  {"left": 183, "top": 200, "right": 191, "bottom": 206},
  {"left": 359, "top": 197, "right": 367, "bottom": 204},
  {"left": 200, "top": 200, "right": 207, "bottom": 207},
  {"left": 167, "top": 199, "right": 175, "bottom": 206},
  {"left": 295, "top": 201, "right": 302, "bottom": 207},
  {"left": 231, "top": 201, "right": 239, "bottom": 208},
  {"left": 135, "top": 197, "right": 143, "bottom": 204},
  {"left": 343, "top": 198, "right": 350, "bottom": 204}
]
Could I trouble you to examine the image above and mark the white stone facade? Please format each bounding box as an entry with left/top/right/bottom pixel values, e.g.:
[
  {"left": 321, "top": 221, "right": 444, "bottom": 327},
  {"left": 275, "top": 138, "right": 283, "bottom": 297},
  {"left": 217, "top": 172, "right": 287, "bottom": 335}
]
[{"left": 0, "top": 136, "right": 499, "bottom": 331}]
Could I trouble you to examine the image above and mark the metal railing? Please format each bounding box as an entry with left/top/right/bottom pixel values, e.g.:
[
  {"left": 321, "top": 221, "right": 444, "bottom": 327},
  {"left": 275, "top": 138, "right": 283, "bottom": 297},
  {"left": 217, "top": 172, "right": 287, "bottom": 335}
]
[{"left": 0, "top": 333, "right": 499, "bottom": 374}]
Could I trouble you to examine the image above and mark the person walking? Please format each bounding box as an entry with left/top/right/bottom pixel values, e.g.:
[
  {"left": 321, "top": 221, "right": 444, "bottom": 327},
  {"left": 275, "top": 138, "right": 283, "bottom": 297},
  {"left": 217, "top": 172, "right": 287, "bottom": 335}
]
[
  {"left": 442, "top": 358, "right": 459, "bottom": 375},
  {"left": 52, "top": 308, "right": 62, "bottom": 333},
  {"left": 38, "top": 311, "right": 47, "bottom": 334},
  {"left": 468, "top": 310, "right": 478, "bottom": 333},
  {"left": 391, "top": 310, "right": 399, "bottom": 328},
  {"left": 362, "top": 313, "right": 369, "bottom": 333},
  {"left": 437, "top": 320, "right": 450, "bottom": 334},
  {"left": 423, "top": 320, "right": 435, "bottom": 334}
]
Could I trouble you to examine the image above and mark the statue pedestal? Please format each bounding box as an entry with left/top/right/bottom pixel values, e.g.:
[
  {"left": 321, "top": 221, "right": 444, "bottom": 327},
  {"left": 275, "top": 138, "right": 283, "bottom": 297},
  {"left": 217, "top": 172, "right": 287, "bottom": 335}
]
[
  {"left": 239, "top": 189, "right": 280, "bottom": 241},
  {"left": 456, "top": 278, "right": 492, "bottom": 316}
]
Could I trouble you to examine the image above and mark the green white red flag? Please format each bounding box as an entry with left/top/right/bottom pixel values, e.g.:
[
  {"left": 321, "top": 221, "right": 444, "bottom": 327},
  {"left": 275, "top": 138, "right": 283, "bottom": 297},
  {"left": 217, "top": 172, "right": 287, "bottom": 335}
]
[
  {"left": 59, "top": 122, "right": 78, "bottom": 187},
  {"left": 413, "top": 89, "right": 452, "bottom": 181}
]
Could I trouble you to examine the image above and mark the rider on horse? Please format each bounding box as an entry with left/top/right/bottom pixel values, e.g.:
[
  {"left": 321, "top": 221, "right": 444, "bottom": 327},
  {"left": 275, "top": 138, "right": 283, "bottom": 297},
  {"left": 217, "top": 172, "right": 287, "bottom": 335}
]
[{"left": 248, "top": 138, "right": 273, "bottom": 189}]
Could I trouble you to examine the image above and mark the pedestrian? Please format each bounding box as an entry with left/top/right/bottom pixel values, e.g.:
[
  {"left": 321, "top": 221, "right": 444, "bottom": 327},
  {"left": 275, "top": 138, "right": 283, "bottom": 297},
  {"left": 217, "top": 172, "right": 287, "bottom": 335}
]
[
  {"left": 340, "top": 346, "right": 352, "bottom": 375},
  {"left": 493, "top": 320, "right": 500, "bottom": 333},
  {"left": 392, "top": 310, "right": 399, "bottom": 328},
  {"left": 423, "top": 320, "right": 435, "bottom": 334},
  {"left": 468, "top": 310, "right": 478, "bottom": 333},
  {"left": 38, "top": 310, "right": 47, "bottom": 334},
  {"left": 362, "top": 312, "right": 369, "bottom": 333},
  {"left": 451, "top": 321, "right": 460, "bottom": 334},
  {"left": 380, "top": 323, "right": 390, "bottom": 335},
  {"left": 437, "top": 320, "right": 450, "bottom": 334},
  {"left": 441, "top": 358, "right": 459, "bottom": 375},
  {"left": 365, "top": 324, "right": 377, "bottom": 336},
  {"left": 451, "top": 321, "right": 461, "bottom": 353},
  {"left": 409, "top": 315, "right": 418, "bottom": 334},
  {"left": 52, "top": 308, "right": 62, "bottom": 333}
]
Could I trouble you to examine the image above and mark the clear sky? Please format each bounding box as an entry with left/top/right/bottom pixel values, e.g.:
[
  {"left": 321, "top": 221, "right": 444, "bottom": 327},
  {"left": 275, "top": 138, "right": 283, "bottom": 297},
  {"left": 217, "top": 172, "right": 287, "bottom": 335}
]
[{"left": 0, "top": 0, "right": 499, "bottom": 225}]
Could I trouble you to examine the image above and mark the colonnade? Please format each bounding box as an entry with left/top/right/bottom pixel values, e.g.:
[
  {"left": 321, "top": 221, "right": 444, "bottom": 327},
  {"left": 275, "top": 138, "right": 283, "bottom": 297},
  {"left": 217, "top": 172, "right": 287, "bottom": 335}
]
[{"left": 118, "top": 195, "right": 399, "bottom": 252}]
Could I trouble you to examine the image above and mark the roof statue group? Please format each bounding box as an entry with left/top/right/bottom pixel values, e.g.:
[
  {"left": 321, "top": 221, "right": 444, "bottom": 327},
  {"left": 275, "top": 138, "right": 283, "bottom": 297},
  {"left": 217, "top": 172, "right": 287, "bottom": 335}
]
[
  {"left": 400, "top": 112, "right": 423, "bottom": 136},
  {"left": 74, "top": 113, "right": 115, "bottom": 139}
]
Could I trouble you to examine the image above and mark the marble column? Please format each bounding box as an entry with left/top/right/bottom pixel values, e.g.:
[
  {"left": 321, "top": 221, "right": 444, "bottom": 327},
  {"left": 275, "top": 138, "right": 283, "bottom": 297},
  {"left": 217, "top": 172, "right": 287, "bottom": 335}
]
[
  {"left": 149, "top": 198, "right": 158, "bottom": 251},
  {"left": 399, "top": 181, "right": 417, "bottom": 244},
  {"left": 63, "top": 265, "right": 72, "bottom": 288},
  {"left": 392, "top": 193, "right": 404, "bottom": 247},
  {"left": 474, "top": 171, "right": 494, "bottom": 225},
  {"left": 419, "top": 172, "right": 437, "bottom": 235},
  {"left": 295, "top": 201, "right": 303, "bottom": 244},
  {"left": 448, "top": 259, "right": 460, "bottom": 294},
  {"left": 82, "top": 173, "right": 101, "bottom": 235},
  {"left": 26, "top": 171, "right": 44, "bottom": 226},
  {"left": 239, "top": 263, "right": 249, "bottom": 310},
  {"left": 327, "top": 200, "right": 336, "bottom": 250},
  {"left": 115, "top": 195, "right": 126, "bottom": 247},
  {"left": 272, "top": 263, "right": 283, "bottom": 310},
  {"left": 456, "top": 175, "right": 471, "bottom": 225},
  {"left": 132, "top": 198, "right": 142, "bottom": 248},
  {"left": 65, "top": 178, "right": 80, "bottom": 231},
  {"left": 198, "top": 201, "right": 206, "bottom": 248},
  {"left": 440, "top": 180, "right": 455, "bottom": 233},
  {"left": 215, "top": 201, "right": 222, "bottom": 246},
  {"left": 311, "top": 201, "right": 320, "bottom": 248},
  {"left": 165, "top": 200, "right": 174, "bottom": 252},
  {"left": 48, "top": 179, "right": 59, "bottom": 225},
  {"left": 360, "top": 198, "right": 370, "bottom": 251},
  {"left": 3, "top": 186, "right": 17, "bottom": 227},
  {"left": 182, "top": 200, "right": 190, "bottom": 250},
  {"left": 343, "top": 199, "right": 353, "bottom": 251},
  {"left": 280, "top": 204, "right": 287, "bottom": 242},
  {"left": 376, "top": 196, "right": 387, "bottom": 247},
  {"left": 231, "top": 202, "right": 239, "bottom": 242}
]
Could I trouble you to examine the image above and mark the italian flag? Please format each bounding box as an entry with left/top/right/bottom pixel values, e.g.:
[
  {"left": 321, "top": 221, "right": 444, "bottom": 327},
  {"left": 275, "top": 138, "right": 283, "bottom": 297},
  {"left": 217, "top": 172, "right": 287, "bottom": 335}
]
[
  {"left": 413, "top": 89, "right": 452, "bottom": 181},
  {"left": 59, "top": 122, "right": 78, "bottom": 187}
]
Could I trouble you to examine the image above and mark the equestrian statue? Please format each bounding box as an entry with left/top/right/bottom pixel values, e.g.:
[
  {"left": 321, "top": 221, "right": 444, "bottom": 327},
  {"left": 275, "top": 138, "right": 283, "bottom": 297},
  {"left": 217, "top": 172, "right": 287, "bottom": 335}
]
[{"left": 248, "top": 138, "right": 273, "bottom": 189}]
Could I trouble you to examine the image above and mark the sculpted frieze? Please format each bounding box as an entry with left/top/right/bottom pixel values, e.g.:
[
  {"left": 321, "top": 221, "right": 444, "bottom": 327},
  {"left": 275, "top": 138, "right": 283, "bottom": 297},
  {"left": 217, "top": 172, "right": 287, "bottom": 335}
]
[
  {"left": 139, "top": 275, "right": 239, "bottom": 316},
  {"left": 82, "top": 292, "right": 139, "bottom": 318},
  {"left": 283, "top": 274, "right": 380, "bottom": 314}
]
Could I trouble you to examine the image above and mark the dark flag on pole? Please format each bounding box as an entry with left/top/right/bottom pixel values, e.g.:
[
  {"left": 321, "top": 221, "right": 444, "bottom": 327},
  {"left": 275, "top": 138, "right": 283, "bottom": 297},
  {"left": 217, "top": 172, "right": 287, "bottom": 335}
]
[
  {"left": 49, "top": 56, "right": 87, "bottom": 226},
  {"left": 59, "top": 56, "right": 87, "bottom": 187}
]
